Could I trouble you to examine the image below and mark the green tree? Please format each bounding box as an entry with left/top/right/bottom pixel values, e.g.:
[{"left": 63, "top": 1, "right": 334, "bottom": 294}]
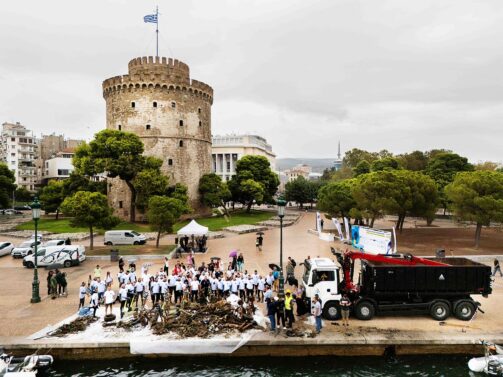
[
  {"left": 228, "top": 155, "right": 279, "bottom": 211},
  {"left": 397, "top": 151, "right": 429, "bottom": 171},
  {"left": 133, "top": 157, "right": 169, "bottom": 214},
  {"left": 445, "top": 171, "right": 503, "bottom": 248},
  {"left": 342, "top": 148, "right": 378, "bottom": 169},
  {"left": 199, "top": 173, "right": 231, "bottom": 214},
  {"left": 0, "top": 163, "right": 16, "bottom": 209},
  {"left": 285, "top": 176, "right": 311, "bottom": 208},
  {"left": 475, "top": 161, "right": 499, "bottom": 171},
  {"left": 426, "top": 152, "right": 474, "bottom": 214},
  {"left": 14, "top": 187, "right": 32, "bottom": 202},
  {"left": 371, "top": 157, "right": 401, "bottom": 172},
  {"left": 318, "top": 179, "right": 357, "bottom": 220},
  {"left": 40, "top": 180, "right": 66, "bottom": 219},
  {"left": 147, "top": 195, "right": 189, "bottom": 248},
  {"left": 60, "top": 191, "right": 119, "bottom": 249},
  {"left": 353, "top": 160, "right": 371, "bottom": 176},
  {"left": 73, "top": 130, "right": 146, "bottom": 222},
  {"left": 63, "top": 172, "right": 107, "bottom": 196}
]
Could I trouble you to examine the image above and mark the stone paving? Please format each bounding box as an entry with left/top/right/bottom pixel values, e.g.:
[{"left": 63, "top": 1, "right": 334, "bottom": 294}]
[{"left": 0, "top": 211, "right": 502, "bottom": 344}]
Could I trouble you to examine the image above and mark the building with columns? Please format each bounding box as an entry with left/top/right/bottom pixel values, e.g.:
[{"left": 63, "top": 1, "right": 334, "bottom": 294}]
[{"left": 211, "top": 134, "right": 276, "bottom": 181}]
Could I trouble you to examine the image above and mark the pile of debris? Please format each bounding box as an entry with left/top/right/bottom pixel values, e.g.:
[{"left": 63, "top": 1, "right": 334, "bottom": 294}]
[
  {"left": 49, "top": 316, "right": 98, "bottom": 337},
  {"left": 109, "top": 299, "right": 261, "bottom": 338}
]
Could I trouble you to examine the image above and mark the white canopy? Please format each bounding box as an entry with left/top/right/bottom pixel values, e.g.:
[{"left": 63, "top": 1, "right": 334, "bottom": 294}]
[{"left": 177, "top": 220, "right": 209, "bottom": 236}]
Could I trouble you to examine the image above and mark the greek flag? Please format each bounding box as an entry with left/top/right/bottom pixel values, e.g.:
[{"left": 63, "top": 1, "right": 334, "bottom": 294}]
[{"left": 144, "top": 14, "right": 158, "bottom": 23}]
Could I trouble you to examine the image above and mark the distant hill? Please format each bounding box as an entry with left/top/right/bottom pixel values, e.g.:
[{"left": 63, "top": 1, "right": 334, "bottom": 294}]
[{"left": 276, "top": 158, "right": 336, "bottom": 173}]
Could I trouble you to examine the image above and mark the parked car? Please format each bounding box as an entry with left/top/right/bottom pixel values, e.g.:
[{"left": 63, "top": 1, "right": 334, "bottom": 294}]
[
  {"left": 11, "top": 240, "right": 41, "bottom": 258},
  {"left": 2, "top": 209, "right": 22, "bottom": 215},
  {"left": 104, "top": 230, "right": 146, "bottom": 245},
  {"left": 43, "top": 239, "right": 66, "bottom": 247},
  {"left": 0, "top": 242, "right": 14, "bottom": 257},
  {"left": 23, "top": 245, "right": 86, "bottom": 268},
  {"left": 13, "top": 205, "right": 31, "bottom": 211}
]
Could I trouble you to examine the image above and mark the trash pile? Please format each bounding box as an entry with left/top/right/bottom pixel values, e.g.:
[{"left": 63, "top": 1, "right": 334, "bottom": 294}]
[
  {"left": 49, "top": 316, "right": 98, "bottom": 337},
  {"left": 114, "top": 299, "right": 261, "bottom": 338}
]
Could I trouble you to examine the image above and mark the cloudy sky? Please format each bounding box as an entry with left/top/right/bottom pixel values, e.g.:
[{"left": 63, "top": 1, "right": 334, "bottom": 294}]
[{"left": 1, "top": 0, "right": 502, "bottom": 162}]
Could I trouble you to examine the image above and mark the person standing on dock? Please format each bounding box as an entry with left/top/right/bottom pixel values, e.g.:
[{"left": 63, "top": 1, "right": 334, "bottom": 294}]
[
  {"left": 104, "top": 285, "right": 116, "bottom": 316},
  {"left": 493, "top": 259, "right": 502, "bottom": 277},
  {"left": 285, "top": 290, "right": 295, "bottom": 328},
  {"left": 266, "top": 297, "right": 277, "bottom": 333},
  {"left": 311, "top": 294, "right": 322, "bottom": 334},
  {"left": 340, "top": 294, "right": 351, "bottom": 327},
  {"left": 78, "top": 282, "right": 87, "bottom": 309}
]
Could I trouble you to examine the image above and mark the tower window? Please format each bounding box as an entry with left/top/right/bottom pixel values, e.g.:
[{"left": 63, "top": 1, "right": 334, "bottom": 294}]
[
  {"left": 131, "top": 102, "right": 135, "bottom": 108},
  {"left": 179, "top": 120, "right": 184, "bottom": 127},
  {"left": 118, "top": 125, "right": 122, "bottom": 131},
  {"left": 153, "top": 101, "right": 157, "bottom": 108},
  {"left": 119, "top": 201, "right": 123, "bottom": 209},
  {"left": 179, "top": 140, "right": 184, "bottom": 147},
  {"left": 146, "top": 124, "right": 151, "bottom": 130},
  {"left": 199, "top": 121, "right": 202, "bottom": 127},
  {"left": 198, "top": 108, "right": 201, "bottom": 114},
  {"left": 168, "top": 159, "right": 173, "bottom": 166},
  {"left": 171, "top": 102, "right": 176, "bottom": 108}
]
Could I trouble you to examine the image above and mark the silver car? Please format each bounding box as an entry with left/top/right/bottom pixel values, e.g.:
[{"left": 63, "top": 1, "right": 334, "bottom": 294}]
[{"left": 0, "top": 242, "right": 14, "bottom": 257}]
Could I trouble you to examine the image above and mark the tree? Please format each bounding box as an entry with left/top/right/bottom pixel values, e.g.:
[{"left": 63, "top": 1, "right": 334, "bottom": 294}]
[
  {"left": 63, "top": 172, "right": 107, "bottom": 196},
  {"left": 60, "top": 191, "right": 119, "bottom": 249},
  {"left": 0, "top": 163, "right": 16, "bottom": 209},
  {"left": 199, "top": 173, "right": 231, "bottom": 214},
  {"left": 475, "top": 161, "right": 499, "bottom": 171},
  {"left": 353, "top": 160, "right": 371, "bottom": 176},
  {"left": 14, "top": 187, "right": 32, "bottom": 202},
  {"left": 317, "top": 179, "right": 357, "bottom": 220},
  {"left": 133, "top": 157, "right": 169, "bottom": 214},
  {"left": 445, "top": 171, "right": 503, "bottom": 248},
  {"left": 228, "top": 155, "right": 279, "bottom": 211},
  {"left": 426, "top": 152, "right": 474, "bottom": 214},
  {"left": 40, "top": 180, "right": 66, "bottom": 219},
  {"left": 397, "top": 151, "right": 429, "bottom": 171},
  {"left": 147, "top": 195, "right": 189, "bottom": 248},
  {"left": 342, "top": 148, "right": 378, "bottom": 169},
  {"left": 73, "top": 130, "right": 146, "bottom": 222},
  {"left": 371, "top": 157, "right": 401, "bottom": 172},
  {"left": 285, "top": 176, "right": 311, "bottom": 208}
]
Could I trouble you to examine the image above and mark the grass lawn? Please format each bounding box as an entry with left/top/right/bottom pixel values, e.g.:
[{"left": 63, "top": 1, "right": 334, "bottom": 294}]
[
  {"left": 87, "top": 244, "right": 176, "bottom": 256},
  {"left": 16, "top": 210, "right": 273, "bottom": 234},
  {"left": 173, "top": 210, "right": 274, "bottom": 232}
]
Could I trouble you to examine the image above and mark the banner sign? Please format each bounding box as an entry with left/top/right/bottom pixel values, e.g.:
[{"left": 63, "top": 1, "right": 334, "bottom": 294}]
[
  {"left": 343, "top": 217, "right": 351, "bottom": 242},
  {"left": 331, "top": 218, "right": 344, "bottom": 240},
  {"left": 351, "top": 225, "right": 394, "bottom": 255}
]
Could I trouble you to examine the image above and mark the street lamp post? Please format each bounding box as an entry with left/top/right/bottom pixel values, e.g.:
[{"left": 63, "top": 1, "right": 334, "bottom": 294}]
[
  {"left": 277, "top": 198, "right": 286, "bottom": 299},
  {"left": 30, "top": 197, "right": 41, "bottom": 303}
]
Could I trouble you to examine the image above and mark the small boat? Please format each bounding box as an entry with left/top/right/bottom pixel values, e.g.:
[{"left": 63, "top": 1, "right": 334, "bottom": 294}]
[
  {"left": 0, "top": 353, "right": 53, "bottom": 376},
  {"left": 468, "top": 341, "right": 503, "bottom": 375}
]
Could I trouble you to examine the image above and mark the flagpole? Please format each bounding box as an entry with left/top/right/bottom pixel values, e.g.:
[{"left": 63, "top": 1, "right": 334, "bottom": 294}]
[{"left": 156, "top": 6, "right": 159, "bottom": 57}]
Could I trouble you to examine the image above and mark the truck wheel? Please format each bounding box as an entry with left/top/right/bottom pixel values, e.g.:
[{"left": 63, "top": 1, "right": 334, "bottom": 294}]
[
  {"left": 133, "top": 241, "right": 139, "bottom": 245},
  {"left": 26, "top": 261, "right": 34, "bottom": 268},
  {"left": 322, "top": 301, "right": 341, "bottom": 320},
  {"left": 355, "top": 301, "right": 375, "bottom": 320},
  {"left": 430, "top": 301, "right": 450, "bottom": 321},
  {"left": 63, "top": 260, "right": 71, "bottom": 268},
  {"left": 105, "top": 241, "right": 113, "bottom": 246},
  {"left": 454, "top": 301, "right": 475, "bottom": 321}
]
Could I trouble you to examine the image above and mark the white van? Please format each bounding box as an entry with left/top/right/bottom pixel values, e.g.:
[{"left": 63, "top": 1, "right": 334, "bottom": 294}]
[
  {"left": 23, "top": 245, "right": 85, "bottom": 268},
  {"left": 104, "top": 230, "right": 146, "bottom": 246}
]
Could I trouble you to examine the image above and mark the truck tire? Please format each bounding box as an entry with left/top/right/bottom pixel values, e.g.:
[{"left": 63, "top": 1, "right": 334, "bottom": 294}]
[
  {"left": 134, "top": 241, "right": 139, "bottom": 245},
  {"left": 105, "top": 241, "right": 113, "bottom": 246},
  {"left": 355, "top": 301, "right": 375, "bottom": 320},
  {"left": 26, "top": 261, "right": 34, "bottom": 268},
  {"left": 63, "top": 260, "right": 71, "bottom": 268},
  {"left": 430, "top": 301, "right": 450, "bottom": 321},
  {"left": 454, "top": 300, "right": 475, "bottom": 321},
  {"left": 322, "top": 301, "right": 341, "bottom": 320}
]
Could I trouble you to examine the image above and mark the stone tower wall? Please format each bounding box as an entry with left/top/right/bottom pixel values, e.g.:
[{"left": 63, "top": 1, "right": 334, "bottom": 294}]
[{"left": 102, "top": 56, "right": 213, "bottom": 219}]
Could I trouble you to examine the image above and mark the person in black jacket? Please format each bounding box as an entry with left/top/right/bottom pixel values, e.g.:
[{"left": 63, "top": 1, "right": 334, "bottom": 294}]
[
  {"left": 266, "top": 297, "right": 277, "bottom": 333},
  {"left": 275, "top": 296, "right": 286, "bottom": 330}
]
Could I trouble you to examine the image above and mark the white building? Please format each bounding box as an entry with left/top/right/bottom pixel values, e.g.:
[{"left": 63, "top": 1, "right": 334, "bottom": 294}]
[
  {"left": 211, "top": 134, "right": 276, "bottom": 181},
  {"left": 0, "top": 122, "right": 38, "bottom": 191},
  {"left": 42, "top": 150, "right": 75, "bottom": 184}
]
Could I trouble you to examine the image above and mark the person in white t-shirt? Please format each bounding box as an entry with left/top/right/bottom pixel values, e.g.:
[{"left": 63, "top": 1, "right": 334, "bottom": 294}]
[
  {"left": 103, "top": 285, "right": 116, "bottom": 315},
  {"left": 190, "top": 278, "right": 200, "bottom": 302},
  {"left": 257, "top": 276, "right": 266, "bottom": 302},
  {"left": 78, "top": 282, "right": 87, "bottom": 310},
  {"left": 90, "top": 289, "right": 99, "bottom": 318},
  {"left": 118, "top": 283, "right": 128, "bottom": 318},
  {"left": 134, "top": 278, "right": 145, "bottom": 308}
]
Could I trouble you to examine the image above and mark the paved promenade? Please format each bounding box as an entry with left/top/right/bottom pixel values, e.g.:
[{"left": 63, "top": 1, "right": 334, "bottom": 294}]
[{"left": 1, "top": 211, "right": 502, "bottom": 355}]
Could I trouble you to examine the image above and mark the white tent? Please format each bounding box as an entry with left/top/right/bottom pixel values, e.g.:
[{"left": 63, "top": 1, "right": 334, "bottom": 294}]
[{"left": 177, "top": 220, "right": 209, "bottom": 236}]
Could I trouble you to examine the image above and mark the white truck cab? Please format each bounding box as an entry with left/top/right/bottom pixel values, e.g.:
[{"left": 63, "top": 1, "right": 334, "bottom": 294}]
[{"left": 301, "top": 257, "right": 342, "bottom": 320}]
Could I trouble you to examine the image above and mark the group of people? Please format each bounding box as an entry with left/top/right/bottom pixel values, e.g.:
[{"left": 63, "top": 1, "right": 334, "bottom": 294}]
[
  {"left": 46, "top": 269, "right": 68, "bottom": 299},
  {"left": 175, "top": 234, "right": 208, "bottom": 256}
]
